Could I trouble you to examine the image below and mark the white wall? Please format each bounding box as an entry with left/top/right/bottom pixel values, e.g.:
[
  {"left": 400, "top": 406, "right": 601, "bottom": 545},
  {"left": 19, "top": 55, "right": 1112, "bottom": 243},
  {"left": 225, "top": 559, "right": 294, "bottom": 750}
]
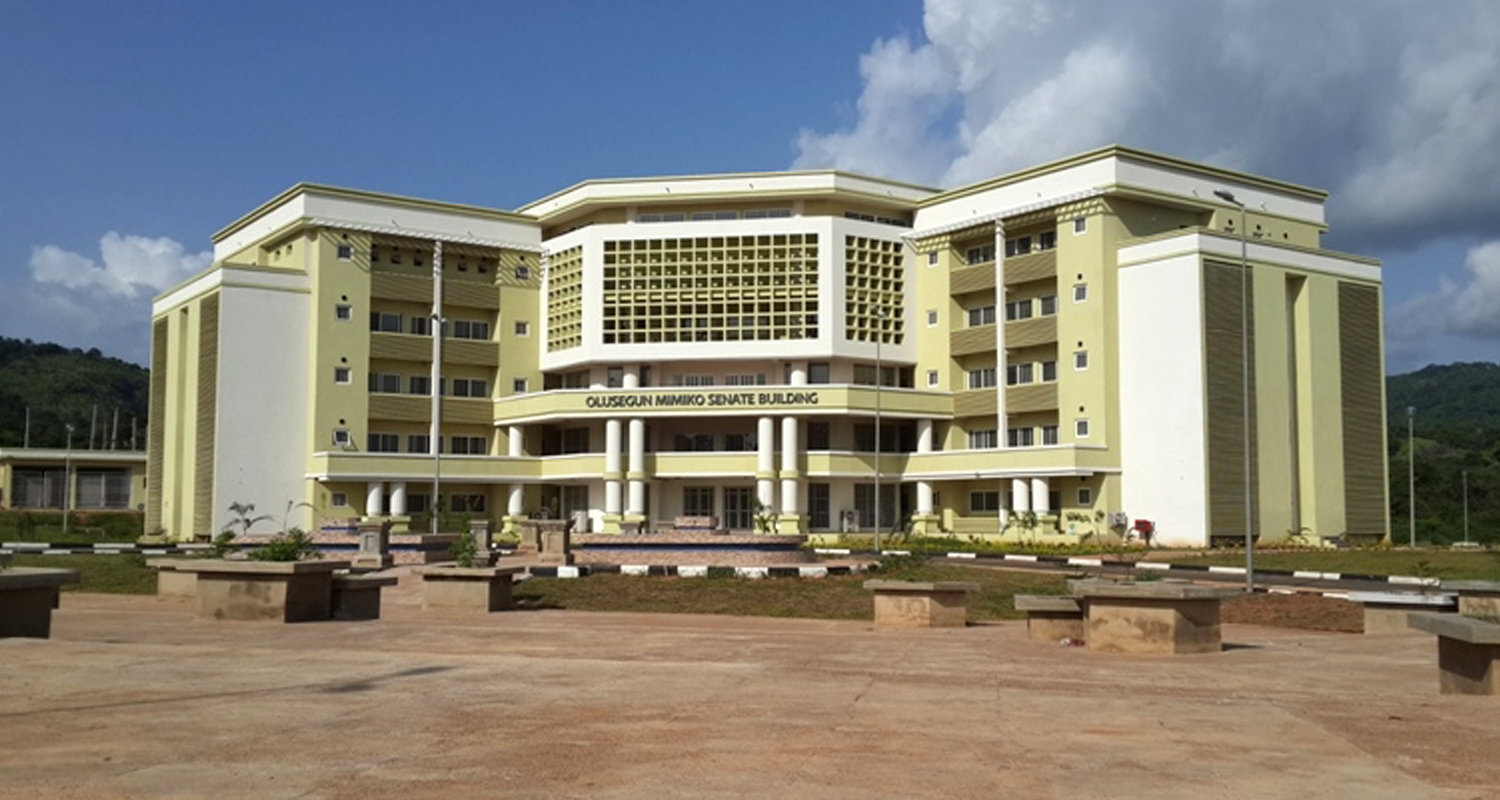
[
  {"left": 212, "top": 275, "right": 313, "bottom": 534},
  {"left": 1116, "top": 251, "right": 1208, "bottom": 546}
]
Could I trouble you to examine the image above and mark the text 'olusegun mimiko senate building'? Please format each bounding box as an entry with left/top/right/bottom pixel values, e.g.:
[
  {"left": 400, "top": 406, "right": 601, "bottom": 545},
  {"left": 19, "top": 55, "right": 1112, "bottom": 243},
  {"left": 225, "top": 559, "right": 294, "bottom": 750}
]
[{"left": 147, "top": 146, "right": 1390, "bottom": 547}]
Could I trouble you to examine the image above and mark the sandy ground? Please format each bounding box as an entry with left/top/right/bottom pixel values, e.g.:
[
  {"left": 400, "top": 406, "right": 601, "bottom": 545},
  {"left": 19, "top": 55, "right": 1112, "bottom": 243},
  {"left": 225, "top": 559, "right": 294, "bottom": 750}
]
[{"left": 1, "top": 576, "right": 1495, "bottom": 800}]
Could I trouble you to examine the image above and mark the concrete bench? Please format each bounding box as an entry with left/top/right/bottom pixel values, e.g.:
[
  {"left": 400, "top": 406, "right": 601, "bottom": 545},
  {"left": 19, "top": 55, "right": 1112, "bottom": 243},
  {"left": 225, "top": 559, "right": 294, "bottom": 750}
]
[
  {"left": 1014, "top": 595, "right": 1084, "bottom": 642},
  {"left": 863, "top": 580, "right": 979, "bottom": 628},
  {"left": 1442, "top": 581, "right": 1500, "bottom": 619},
  {"left": 673, "top": 516, "right": 718, "bottom": 532},
  {"left": 0, "top": 567, "right": 80, "bottom": 638},
  {"left": 169, "top": 559, "right": 351, "bottom": 622},
  {"left": 146, "top": 558, "right": 197, "bottom": 599},
  {"left": 1346, "top": 591, "right": 1457, "bottom": 635},
  {"left": 417, "top": 565, "right": 524, "bottom": 612},
  {"left": 331, "top": 574, "right": 398, "bottom": 620},
  {"left": 1408, "top": 612, "right": 1500, "bottom": 695},
  {"left": 1069, "top": 580, "right": 1240, "bottom": 654}
]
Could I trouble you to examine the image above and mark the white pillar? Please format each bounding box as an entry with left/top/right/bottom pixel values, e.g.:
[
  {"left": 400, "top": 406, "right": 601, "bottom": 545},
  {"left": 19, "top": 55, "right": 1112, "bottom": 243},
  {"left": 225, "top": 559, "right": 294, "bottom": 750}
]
[
  {"left": 508, "top": 425, "right": 523, "bottom": 457},
  {"left": 623, "top": 367, "right": 640, "bottom": 389},
  {"left": 780, "top": 416, "right": 800, "bottom": 514},
  {"left": 1011, "top": 478, "right": 1030, "bottom": 514},
  {"left": 508, "top": 484, "right": 525, "bottom": 517},
  {"left": 390, "top": 482, "right": 407, "bottom": 516},
  {"left": 789, "top": 363, "right": 808, "bottom": 386},
  {"left": 627, "top": 418, "right": 646, "bottom": 516},
  {"left": 917, "top": 481, "right": 934, "bottom": 515},
  {"left": 1031, "top": 477, "right": 1050, "bottom": 515},
  {"left": 757, "top": 416, "right": 776, "bottom": 509},
  {"left": 917, "top": 418, "right": 934, "bottom": 454},
  {"left": 365, "top": 482, "right": 384, "bottom": 517},
  {"left": 605, "top": 418, "right": 623, "bottom": 515}
]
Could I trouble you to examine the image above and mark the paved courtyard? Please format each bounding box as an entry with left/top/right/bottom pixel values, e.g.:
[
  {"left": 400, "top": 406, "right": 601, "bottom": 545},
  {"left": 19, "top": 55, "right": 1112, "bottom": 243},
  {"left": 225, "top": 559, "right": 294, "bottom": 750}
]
[{"left": 2, "top": 576, "right": 1496, "bottom": 799}]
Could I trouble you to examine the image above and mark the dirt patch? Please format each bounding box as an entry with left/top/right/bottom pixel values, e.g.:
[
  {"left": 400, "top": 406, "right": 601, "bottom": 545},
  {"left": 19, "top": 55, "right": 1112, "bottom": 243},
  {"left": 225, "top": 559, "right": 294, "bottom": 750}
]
[{"left": 1222, "top": 591, "right": 1362, "bottom": 633}]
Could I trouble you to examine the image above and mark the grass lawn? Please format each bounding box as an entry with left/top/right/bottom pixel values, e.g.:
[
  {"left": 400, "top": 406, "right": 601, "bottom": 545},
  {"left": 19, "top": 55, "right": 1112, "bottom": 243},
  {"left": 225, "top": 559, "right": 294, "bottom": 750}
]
[
  {"left": 1137, "top": 548, "right": 1500, "bottom": 580},
  {"left": 11, "top": 554, "right": 159, "bottom": 594}
]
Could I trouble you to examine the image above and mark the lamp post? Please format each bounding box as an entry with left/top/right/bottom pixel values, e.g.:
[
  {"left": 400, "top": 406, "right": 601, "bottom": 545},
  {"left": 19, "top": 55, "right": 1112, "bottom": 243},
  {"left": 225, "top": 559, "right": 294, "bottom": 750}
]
[
  {"left": 1462, "top": 469, "right": 1470, "bottom": 547},
  {"left": 63, "top": 424, "right": 75, "bottom": 537},
  {"left": 1213, "top": 189, "right": 1254, "bottom": 592},
  {"left": 431, "top": 240, "right": 445, "bottom": 537},
  {"left": 873, "top": 305, "right": 885, "bottom": 554},
  {"left": 1407, "top": 405, "right": 1415, "bottom": 548}
]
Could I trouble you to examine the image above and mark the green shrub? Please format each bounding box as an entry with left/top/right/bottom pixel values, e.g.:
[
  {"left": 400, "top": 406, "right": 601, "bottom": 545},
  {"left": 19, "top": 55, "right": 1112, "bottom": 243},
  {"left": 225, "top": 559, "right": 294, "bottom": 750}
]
[{"left": 248, "top": 528, "right": 320, "bottom": 562}]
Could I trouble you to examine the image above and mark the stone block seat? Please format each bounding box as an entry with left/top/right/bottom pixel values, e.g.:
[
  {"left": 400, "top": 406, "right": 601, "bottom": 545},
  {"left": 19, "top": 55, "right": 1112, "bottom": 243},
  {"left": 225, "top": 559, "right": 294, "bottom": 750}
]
[
  {"left": 863, "top": 580, "right": 979, "bottom": 628},
  {"left": 1443, "top": 581, "right": 1500, "bottom": 619},
  {"left": 331, "top": 573, "right": 399, "bottom": 620},
  {"left": 169, "top": 559, "right": 351, "bottom": 622},
  {"left": 1408, "top": 612, "right": 1500, "bottom": 695},
  {"left": 1069, "top": 580, "right": 1240, "bottom": 654},
  {"left": 1346, "top": 591, "right": 1457, "bottom": 635},
  {"left": 1014, "top": 594, "right": 1084, "bottom": 642},
  {"left": 0, "top": 567, "right": 80, "bottom": 638},
  {"left": 145, "top": 558, "right": 197, "bottom": 599},
  {"left": 417, "top": 565, "right": 524, "bottom": 612}
]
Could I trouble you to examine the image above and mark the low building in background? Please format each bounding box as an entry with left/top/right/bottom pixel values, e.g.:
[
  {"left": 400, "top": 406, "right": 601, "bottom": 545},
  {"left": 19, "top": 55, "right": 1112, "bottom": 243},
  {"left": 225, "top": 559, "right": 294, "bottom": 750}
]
[
  {"left": 1, "top": 448, "right": 147, "bottom": 513},
  {"left": 147, "top": 145, "right": 1389, "bottom": 547}
]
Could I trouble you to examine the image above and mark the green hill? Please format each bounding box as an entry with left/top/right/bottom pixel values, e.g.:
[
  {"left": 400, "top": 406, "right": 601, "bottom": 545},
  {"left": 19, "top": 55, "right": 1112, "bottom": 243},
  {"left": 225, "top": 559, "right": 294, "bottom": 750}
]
[{"left": 0, "top": 337, "right": 149, "bottom": 450}]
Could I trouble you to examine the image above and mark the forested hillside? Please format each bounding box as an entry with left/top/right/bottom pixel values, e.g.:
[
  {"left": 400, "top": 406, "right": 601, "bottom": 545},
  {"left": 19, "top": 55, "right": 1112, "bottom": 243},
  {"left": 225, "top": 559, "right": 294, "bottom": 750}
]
[
  {"left": 1387, "top": 362, "right": 1500, "bottom": 544},
  {"left": 0, "top": 337, "right": 149, "bottom": 449}
]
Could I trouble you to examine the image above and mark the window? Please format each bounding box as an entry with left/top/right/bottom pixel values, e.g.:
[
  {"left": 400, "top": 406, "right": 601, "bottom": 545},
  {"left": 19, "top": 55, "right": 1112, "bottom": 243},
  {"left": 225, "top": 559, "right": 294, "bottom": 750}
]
[
  {"left": 368, "top": 373, "right": 401, "bottom": 393},
  {"left": 513, "top": 378, "right": 527, "bottom": 394},
  {"left": 516, "top": 266, "right": 530, "bottom": 280},
  {"left": 389, "top": 250, "right": 402, "bottom": 265},
  {"left": 927, "top": 252, "right": 939, "bottom": 266},
  {"left": 683, "top": 486, "right": 715, "bottom": 516},
  {"left": 370, "top": 312, "right": 402, "bottom": 333},
  {"left": 1006, "top": 363, "right": 1033, "bottom": 386},
  {"left": 1073, "top": 217, "right": 1087, "bottom": 235},
  {"left": 410, "top": 316, "right": 431, "bottom": 336},
  {"left": 1076, "top": 418, "right": 1091, "bottom": 438},
  {"left": 336, "top": 245, "right": 352, "bottom": 260},
  {"left": 1078, "top": 487, "right": 1093, "bottom": 506},
  {"left": 1004, "top": 236, "right": 1032, "bottom": 257},
  {"left": 807, "top": 422, "right": 830, "bottom": 450},
  {"left": 964, "top": 243, "right": 996, "bottom": 265},
  {"left": 724, "top": 374, "right": 766, "bottom": 386},
  {"left": 970, "top": 490, "right": 1001, "bottom": 512},
  {"left": 607, "top": 367, "right": 624, "bottom": 388},
  {"left": 968, "top": 429, "right": 998, "bottom": 449},
  {"left": 673, "top": 433, "right": 716, "bottom": 452},
  {"left": 638, "top": 212, "right": 686, "bottom": 223},
  {"left": 1005, "top": 300, "right": 1033, "bottom": 321},
  {"left": 927, "top": 309, "right": 938, "bottom": 327},
  {"left": 450, "top": 494, "right": 486, "bottom": 513},
  {"left": 452, "top": 320, "right": 490, "bottom": 341},
  {"left": 330, "top": 492, "right": 348, "bottom": 507},
  {"left": 450, "top": 436, "right": 486, "bottom": 455},
  {"left": 1074, "top": 350, "right": 1089, "bottom": 371},
  {"left": 514, "top": 321, "right": 530, "bottom": 337},
  {"left": 407, "top": 434, "right": 431, "bottom": 454},
  {"left": 691, "top": 210, "right": 738, "bottom": 221},
  {"left": 1042, "top": 425, "right": 1059, "bottom": 445},
  {"left": 724, "top": 433, "right": 757, "bottom": 452},
  {"left": 367, "top": 432, "right": 399, "bottom": 453},
  {"left": 561, "top": 427, "right": 589, "bottom": 454},
  {"left": 808, "top": 363, "right": 831, "bottom": 384},
  {"left": 927, "top": 369, "right": 939, "bottom": 387},
  {"left": 809, "top": 483, "right": 830, "bottom": 529},
  {"left": 334, "top": 367, "right": 351, "bottom": 385},
  {"left": 409, "top": 375, "right": 430, "bottom": 395},
  {"left": 968, "top": 367, "right": 997, "bottom": 389},
  {"left": 742, "top": 208, "right": 792, "bottom": 219},
  {"left": 335, "top": 304, "right": 352, "bottom": 321},
  {"left": 1038, "top": 230, "right": 1057, "bottom": 251},
  {"left": 452, "top": 378, "right": 488, "bottom": 398},
  {"left": 332, "top": 428, "right": 352, "bottom": 448},
  {"left": 1041, "top": 360, "right": 1057, "bottom": 382},
  {"left": 967, "top": 305, "right": 996, "bottom": 327},
  {"left": 1038, "top": 295, "right": 1057, "bottom": 316},
  {"left": 1007, "top": 427, "right": 1034, "bottom": 448},
  {"left": 1073, "top": 283, "right": 1088, "bottom": 302}
]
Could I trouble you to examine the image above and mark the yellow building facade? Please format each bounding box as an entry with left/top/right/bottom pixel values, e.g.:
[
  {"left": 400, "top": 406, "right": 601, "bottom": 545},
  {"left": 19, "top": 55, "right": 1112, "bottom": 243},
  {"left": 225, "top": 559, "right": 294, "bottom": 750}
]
[{"left": 148, "top": 146, "right": 1389, "bottom": 547}]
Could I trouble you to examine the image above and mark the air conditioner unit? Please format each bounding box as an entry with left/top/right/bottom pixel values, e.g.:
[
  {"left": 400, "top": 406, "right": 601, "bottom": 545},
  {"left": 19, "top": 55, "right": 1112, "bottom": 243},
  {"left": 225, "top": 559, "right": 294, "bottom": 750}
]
[{"left": 1107, "top": 512, "right": 1129, "bottom": 528}]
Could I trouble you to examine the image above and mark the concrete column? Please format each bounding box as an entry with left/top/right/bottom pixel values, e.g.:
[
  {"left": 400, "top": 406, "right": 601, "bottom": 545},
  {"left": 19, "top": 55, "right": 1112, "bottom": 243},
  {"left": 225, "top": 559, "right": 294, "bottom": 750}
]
[
  {"left": 1011, "top": 478, "right": 1030, "bottom": 514},
  {"left": 917, "top": 481, "right": 934, "bottom": 515},
  {"left": 604, "top": 418, "right": 623, "bottom": 516},
  {"left": 365, "top": 482, "right": 384, "bottom": 517},
  {"left": 756, "top": 416, "right": 776, "bottom": 509},
  {"left": 623, "top": 367, "right": 640, "bottom": 389},
  {"left": 627, "top": 418, "right": 646, "bottom": 518},
  {"left": 789, "top": 363, "right": 808, "bottom": 386},
  {"left": 508, "top": 425, "right": 524, "bottom": 457},
  {"left": 1031, "top": 477, "right": 1050, "bottom": 515},
  {"left": 508, "top": 484, "right": 525, "bottom": 517},
  {"left": 995, "top": 224, "right": 1009, "bottom": 448},
  {"left": 917, "top": 418, "right": 934, "bottom": 453},
  {"left": 389, "top": 482, "right": 408, "bottom": 516},
  {"left": 780, "top": 416, "right": 800, "bottom": 515}
]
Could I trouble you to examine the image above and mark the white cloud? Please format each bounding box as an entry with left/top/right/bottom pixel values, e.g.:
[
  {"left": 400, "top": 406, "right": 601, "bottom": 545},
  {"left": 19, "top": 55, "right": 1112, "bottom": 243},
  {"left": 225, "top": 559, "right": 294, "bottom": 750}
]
[
  {"left": 794, "top": 0, "right": 1500, "bottom": 248},
  {"left": 1392, "top": 240, "right": 1500, "bottom": 350},
  {"left": 0, "top": 233, "right": 210, "bottom": 365},
  {"left": 30, "top": 232, "right": 210, "bottom": 300}
]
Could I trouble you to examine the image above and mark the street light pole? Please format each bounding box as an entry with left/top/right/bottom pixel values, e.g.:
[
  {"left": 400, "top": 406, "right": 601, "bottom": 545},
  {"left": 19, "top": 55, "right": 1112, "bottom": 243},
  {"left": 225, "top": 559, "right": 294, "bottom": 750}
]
[
  {"left": 1214, "top": 190, "right": 1254, "bottom": 592},
  {"left": 63, "top": 424, "right": 75, "bottom": 537},
  {"left": 873, "top": 305, "right": 885, "bottom": 554},
  {"left": 1462, "top": 469, "right": 1470, "bottom": 546},
  {"left": 1407, "top": 405, "right": 1415, "bottom": 548},
  {"left": 431, "top": 241, "right": 445, "bottom": 537}
]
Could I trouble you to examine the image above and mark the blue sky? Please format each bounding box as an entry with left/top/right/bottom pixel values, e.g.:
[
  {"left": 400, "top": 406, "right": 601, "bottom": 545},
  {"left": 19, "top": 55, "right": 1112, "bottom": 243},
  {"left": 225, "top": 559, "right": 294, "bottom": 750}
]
[{"left": 2, "top": 0, "right": 1497, "bottom": 373}]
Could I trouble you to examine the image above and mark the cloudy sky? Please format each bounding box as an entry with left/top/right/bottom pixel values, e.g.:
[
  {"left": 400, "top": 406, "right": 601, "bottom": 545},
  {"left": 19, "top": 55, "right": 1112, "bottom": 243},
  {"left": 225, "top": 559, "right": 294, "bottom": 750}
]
[{"left": 2, "top": 0, "right": 1496, "bottom": 372}]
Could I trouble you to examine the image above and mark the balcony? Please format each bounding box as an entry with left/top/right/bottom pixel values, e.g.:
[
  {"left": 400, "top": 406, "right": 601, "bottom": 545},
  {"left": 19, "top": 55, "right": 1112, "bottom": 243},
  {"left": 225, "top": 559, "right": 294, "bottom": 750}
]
[
  {"left": 370, "top": 273, "right": 499, "bottom": 310},
  {"left": 1006, "top": 382, "right": 1058, "bottom": 414},
  {"left": 950, "top": 263, "right": 995, "bottom": 295},
  {"left": 1005, "top": 315, "right": 1057, "bottom": 348},
  {"left": 1004, "top": 250, "right": 1056, "bottom": 285},
  {"left": 950, "top": 325, "right": 996, "bottom": 357},
  {"left": 367, "top": 395, "right": 493, "bottom": 425}
]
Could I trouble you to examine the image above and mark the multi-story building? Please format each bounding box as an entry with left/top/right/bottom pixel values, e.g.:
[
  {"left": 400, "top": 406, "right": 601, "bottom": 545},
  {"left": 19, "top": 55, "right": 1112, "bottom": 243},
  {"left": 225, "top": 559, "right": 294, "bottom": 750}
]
[{"left": 147, "top": 146, "right": 1389, "bottom": 547}]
